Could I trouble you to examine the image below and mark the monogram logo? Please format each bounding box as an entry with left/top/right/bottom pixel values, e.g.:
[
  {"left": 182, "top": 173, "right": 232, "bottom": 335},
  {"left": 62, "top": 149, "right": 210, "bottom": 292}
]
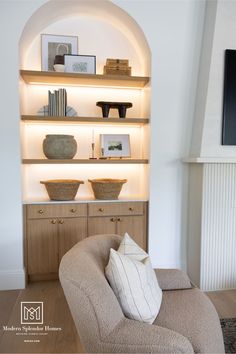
[{"left": 21, "top": 302, "right": 43, "bottom": 324}]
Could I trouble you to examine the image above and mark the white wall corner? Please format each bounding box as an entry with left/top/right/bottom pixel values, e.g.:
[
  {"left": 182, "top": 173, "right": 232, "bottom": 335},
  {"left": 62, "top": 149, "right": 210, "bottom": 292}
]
[{"left": 0, "top": 269, "right": 26, "bottom": 291}]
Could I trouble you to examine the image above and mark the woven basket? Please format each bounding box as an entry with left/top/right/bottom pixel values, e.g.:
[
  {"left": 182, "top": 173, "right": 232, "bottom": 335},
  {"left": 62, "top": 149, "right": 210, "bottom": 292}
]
[
  {"left": 40, "top": 179, "right": 84, "bottom": 201},
  {"left": 88, "top": 178, "right": 127, "bottom": 200}
]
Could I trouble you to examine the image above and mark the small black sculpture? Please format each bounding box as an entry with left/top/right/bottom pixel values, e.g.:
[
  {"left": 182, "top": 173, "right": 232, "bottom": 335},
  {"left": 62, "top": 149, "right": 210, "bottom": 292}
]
[{"left": 96, "top": 101, "right": 132, "bottom": 118}]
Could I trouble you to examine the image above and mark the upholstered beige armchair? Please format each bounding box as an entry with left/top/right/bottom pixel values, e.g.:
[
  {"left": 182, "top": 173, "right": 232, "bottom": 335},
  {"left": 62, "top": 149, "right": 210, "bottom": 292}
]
[{"left": 59, "top": 234, "right": 224, "bottom": 354}]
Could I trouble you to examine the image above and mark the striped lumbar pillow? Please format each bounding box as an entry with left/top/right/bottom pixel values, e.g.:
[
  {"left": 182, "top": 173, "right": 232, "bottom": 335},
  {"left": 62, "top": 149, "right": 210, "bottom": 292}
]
[{"left": 105, "top": 233, "right": 162, "bottom": 324}]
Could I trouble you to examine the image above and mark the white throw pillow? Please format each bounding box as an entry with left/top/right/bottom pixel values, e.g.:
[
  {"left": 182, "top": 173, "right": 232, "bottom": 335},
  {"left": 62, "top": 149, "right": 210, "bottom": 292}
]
[
  {"left": 118, "top": 233, "right": 163, "bottom": 304},
  {"left": 105, "top": 233, "right": 162, "bottom": 324}
]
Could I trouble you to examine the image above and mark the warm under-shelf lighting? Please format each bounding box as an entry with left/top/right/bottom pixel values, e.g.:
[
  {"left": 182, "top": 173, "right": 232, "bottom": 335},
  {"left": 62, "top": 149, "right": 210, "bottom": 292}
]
[
  {"left": 26, "top": 81, "right": 144, "bottom": 90},
  {"left": 22, "top": 163, "right": 147, "bottom": 201}
]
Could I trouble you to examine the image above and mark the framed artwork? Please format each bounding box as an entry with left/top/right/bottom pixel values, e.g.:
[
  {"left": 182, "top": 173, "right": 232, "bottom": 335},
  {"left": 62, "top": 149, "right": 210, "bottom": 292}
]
[
  {"left": 100, "top": 134, "right": 131, "bottom": 158},
  {"left": 41, "top": 34, "right": 78, "bottom": 71},
  {"left": 64, "top": 54, "right": 96, "bottom": 74}
]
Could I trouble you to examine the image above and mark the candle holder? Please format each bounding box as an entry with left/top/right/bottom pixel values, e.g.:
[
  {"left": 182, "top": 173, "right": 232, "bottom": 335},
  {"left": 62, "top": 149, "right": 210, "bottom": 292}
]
[
  {"left": 90, "top": 142, "right": 97, "bottom": 159},
  {"left": 99, "top": 147, "right": 107, "bottom": 159}
]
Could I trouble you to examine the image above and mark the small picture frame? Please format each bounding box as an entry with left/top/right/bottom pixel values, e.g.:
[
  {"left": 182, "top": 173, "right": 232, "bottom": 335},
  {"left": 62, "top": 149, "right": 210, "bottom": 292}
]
[
  {"left": 100, "top": 134, "right": 131, "bottom": 158},
  {"left": 64, "top": 54, "right": 96, "bottom": 74},
  {"left": 41, "top": 34, "right": 78, "bottom": 71}
]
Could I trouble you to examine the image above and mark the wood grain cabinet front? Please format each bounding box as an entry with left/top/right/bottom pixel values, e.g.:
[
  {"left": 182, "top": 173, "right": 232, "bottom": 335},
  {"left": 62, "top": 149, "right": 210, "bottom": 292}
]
[
  {"left": 25, "top": 204, "right": 87, "bottom": 281},
  {"left": 88, "top": 202, "right": 147, "bottom": 250},
  {"left": 25, "top": 201, "right": 147, "bottom": 281}
]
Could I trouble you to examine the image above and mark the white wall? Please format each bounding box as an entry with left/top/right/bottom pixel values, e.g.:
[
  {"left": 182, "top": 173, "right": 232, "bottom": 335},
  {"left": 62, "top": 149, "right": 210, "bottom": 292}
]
[
  {"left": 114, "top": 0, "right": 206, "bottom": 268},
  {"left": 191, "top": 0, "right": 236, "bottom": 158},
  {"left": 0, "top": 0, "right": 47, "bottom": 290},
  {"left": 0, "top": 0, "right": 205, "bottom": 289}
]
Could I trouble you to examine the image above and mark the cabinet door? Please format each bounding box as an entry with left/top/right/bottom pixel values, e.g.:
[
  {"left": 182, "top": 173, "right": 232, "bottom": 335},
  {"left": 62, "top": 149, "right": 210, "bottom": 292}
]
[
  {"left": 88, "top": 216, "right": 116, "bottom": 236},
  {"left": 58, "top": 217, "right": 87, "bottom": 261},
  {"left": 116, "top": 216, "right": 146, "bottom": 250},
  {"left": 27, "top": 219, "right": 58, "bottom": 275}
]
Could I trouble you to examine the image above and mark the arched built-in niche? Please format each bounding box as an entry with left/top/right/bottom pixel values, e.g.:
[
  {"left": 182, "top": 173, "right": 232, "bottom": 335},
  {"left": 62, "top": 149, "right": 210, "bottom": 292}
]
[
  {"left": 19, "top": 0, "right": 151, "bottom": 202},
  {"left": 20, "top": 0, "right": 151, "bottom": 75}
]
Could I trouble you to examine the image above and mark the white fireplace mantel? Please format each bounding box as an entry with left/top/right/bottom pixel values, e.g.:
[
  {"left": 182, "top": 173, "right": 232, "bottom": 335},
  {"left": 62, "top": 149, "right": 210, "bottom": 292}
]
[{"left": 183, "top": 157, "right": 236, "bottom": 163}]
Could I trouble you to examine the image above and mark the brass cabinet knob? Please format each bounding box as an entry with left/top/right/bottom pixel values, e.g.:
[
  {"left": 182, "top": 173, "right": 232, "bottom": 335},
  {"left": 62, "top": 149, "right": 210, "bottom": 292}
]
[
  {"left": 117, "top": 218, "right": 122, "bottom": 222},
  {"left": 59, "top": 219, "right": 64, "bottom": 224},
  {"left": 129, "top": 207, "right": 134, "bottom": 211},
  {"left": 50, "top": 219, "right": 56, "bottom": 224},
  {"left": 38, "top": 209, "right": 44, "bottom": 214},
  {"left": 110, "top": 217, "right": 115, "bottom": 222},
  {"left": 98, "top": 208, "right": 104, "bottom": 212},
  {"left": 70, "top": 208, "right": 76, "bottom": 213}
]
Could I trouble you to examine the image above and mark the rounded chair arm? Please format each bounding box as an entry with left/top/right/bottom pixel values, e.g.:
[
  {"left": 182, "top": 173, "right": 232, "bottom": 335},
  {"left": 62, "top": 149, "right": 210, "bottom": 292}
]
[
  {"left": 155, "top": 268, "right": 192, "bottom": 290},
  {"left": 104, "top": 317, "right": 194, "bottom": 354}
]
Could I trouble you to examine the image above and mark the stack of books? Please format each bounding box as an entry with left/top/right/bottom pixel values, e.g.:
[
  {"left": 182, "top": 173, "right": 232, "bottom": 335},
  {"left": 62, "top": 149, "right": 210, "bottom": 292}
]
[
  {"left": 103, "top": 58, "right": 131, "bottom": 76},
  {"left": 48, "top": 88, "right": 67, "bottom": 116}
]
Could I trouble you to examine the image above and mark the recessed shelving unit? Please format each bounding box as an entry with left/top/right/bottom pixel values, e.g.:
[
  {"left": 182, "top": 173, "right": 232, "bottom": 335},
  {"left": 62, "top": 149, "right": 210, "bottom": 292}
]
[
  {"left": 22, "top": 158, "right": 149, "bottom": 164},
  {"left": 21, "top": 115, "right": 149, "bottom": 125},
  {"left": 20, "top": 68, "right": 150, "bottom": 201},
  {"left": 20, "top": 70, "right": 150, "bottom": 88}
]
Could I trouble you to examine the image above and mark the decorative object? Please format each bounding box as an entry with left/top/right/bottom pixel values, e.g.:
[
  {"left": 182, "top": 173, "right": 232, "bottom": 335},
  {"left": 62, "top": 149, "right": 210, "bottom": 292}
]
[
  {"left": 100, "top": 134, "right": 130, "bottom": 158},
  {"left": 40, "top": 179, "right": 84, "bottom": 201},
  {"left": 53, "top": 55, "right": 65, "bottom": 72},
  {"left": 103, "top": 58, "right": 131, "bottom": 76},
  {"left": 53, "top": 64, "right": 65, "bottom": 72},
  {"left": 54, "top": 55, "right": 64, "bottom": 64},
  {"left": 96, "top": 101, "right": 132, "bottom": 118},
  {"left": 64, "top": 54, "right": 96, "bottom": 74},
  {"left": 88, "top": 178, "right": 127, "bottom": 200},
  {"left": 89, "top": 129, "right": 97, "bottom": 159},
  {"left": 37, "top": 105, "right": 77, "bottom": 117},
  {"left": 220, "top": 318, "right": 236, "bottom": 353},
  {"left": 43, "top": 134, "right": 77, "bottom": 159},
  {"left": 48, "top": 88, "right": 67, "bottom": 116},
  {"left": 41, "top": 34, "right": 78, "bottom": 71}
]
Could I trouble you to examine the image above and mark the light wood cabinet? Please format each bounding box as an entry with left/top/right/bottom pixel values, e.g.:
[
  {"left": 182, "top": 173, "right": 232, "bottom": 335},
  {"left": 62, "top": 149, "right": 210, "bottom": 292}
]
[
  {"left": 25, "top": 204, "right": 87, "bottom": 281},
  {"left": 116, "top": 216, "right": 146, "bottom": 250},
  {"left": 58, "top": 217, "right": 87, "bottom": 261},
  {"left": 25, "top": 201, "right": 147, "bottom": 281},
  {"left": 27, "top": 219, "right": 58, "bottom": 276},
  {"left": 88, "top": 202, "right": 147, "bottom": 249}
]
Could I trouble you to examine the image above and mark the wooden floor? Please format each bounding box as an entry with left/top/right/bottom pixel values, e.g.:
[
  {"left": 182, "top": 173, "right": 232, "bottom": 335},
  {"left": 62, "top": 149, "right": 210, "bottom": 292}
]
[
  {"left": 0, "top": 281, "right": 235, "bottom": 354},
  {"left": 206, "top": 289, "right": 236, "bottom": 319}
]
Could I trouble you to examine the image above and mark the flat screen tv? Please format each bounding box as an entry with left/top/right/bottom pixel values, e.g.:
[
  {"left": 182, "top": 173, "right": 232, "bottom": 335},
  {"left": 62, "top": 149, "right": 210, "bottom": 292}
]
[{"left": 222, "top": 49, "right": 236, "bottom": 145}]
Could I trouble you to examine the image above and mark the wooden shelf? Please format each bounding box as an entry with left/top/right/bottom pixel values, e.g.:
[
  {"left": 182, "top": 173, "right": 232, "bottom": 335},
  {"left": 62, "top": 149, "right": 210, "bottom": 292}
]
[
  {"left": 21, "top": 115, "right": 149, "bottom": 125},
  {"left": 20, "top": 70, "right": 150, "bottom": 88},
  {"left": 22, "top": 159, "right": 149, "bottom": 165}
]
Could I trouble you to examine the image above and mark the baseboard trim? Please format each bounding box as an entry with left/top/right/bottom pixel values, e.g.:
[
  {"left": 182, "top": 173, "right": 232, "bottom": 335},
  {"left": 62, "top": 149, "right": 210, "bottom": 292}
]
[{"left": 0, "top": 268, "right": 26, "bottom": 290}]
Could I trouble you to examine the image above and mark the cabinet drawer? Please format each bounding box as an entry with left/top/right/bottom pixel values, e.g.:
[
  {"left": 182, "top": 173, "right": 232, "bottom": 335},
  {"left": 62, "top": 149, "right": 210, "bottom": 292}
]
[
  {"left": 88, "top": 202, "right": 144, "bottom": 217},
  {"left": 27, "top": 203, "right": 87, "bottom": 219}
]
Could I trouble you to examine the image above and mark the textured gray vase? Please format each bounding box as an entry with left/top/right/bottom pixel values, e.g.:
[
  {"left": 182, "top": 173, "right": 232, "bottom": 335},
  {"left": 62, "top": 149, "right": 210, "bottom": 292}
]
[{"left": 43, "top": 134, "right": 77, "bottom": 159}]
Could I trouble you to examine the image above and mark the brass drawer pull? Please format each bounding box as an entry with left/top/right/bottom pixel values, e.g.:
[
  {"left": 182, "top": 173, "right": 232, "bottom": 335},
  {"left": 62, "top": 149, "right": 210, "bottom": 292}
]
[
  {"left": 110, "top": 218, "right": 115, "bottom": 222},
  {"left": 59, "top": 219, "right": 64, "bottom": 224},
  {"left": 70, "top": 208, "right": 76, "bottom": 213},
  {"left": 129, "top": 207, "right": 134, "bottom": 211},
  {"left": 117, "top": 218, "right": 122, "bottom": 222},
  {"left": 98, "top": 208, "right": 104, "bottom": 212},
  {"left": 51, "top": 219, "right": 57, "bottom": 224},
  {"left": 38, "top": 209, "right": 44, "bottom": 214}
]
